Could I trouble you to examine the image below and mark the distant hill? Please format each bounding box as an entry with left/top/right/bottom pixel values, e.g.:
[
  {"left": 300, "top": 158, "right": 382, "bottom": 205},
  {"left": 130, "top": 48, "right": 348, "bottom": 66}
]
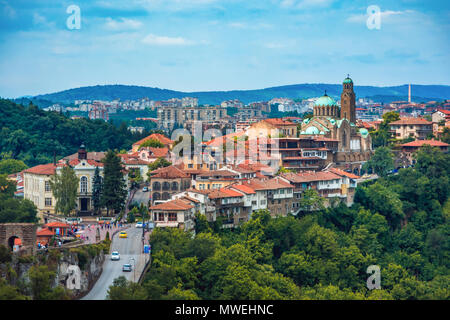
[{"left": 31, "top": 83, "right": 450, "bottom": 106}]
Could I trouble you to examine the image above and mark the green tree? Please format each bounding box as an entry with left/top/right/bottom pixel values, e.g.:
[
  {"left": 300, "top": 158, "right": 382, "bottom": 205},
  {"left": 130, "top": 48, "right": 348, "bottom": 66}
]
[
  {"left": 363, "top": 146, "right": 394, "bottom": 177},
  {"left": 107, "top": 276, "right": 148, "bottom": 300},
  {"left": 101, "top": 150, "right": 127, "bottom": 216},
  {"left": 92, "top": 166, "right": 103, "bottom": 215},
  {"left": 298, "top": 189, "right": 324, "bottom": 212},
  {"left": 49, "top": 165, "right": 79, "bottom": 216},
  {"left": 139, "top": 138, "right": 164, "bottom": 149},
  {"left": 0, "top": 159, "right": 28, "bottom": 175},
  {"left": 147, "top": 157, "right": 172, "bottom": 174},
  {"left": 28, "top": 265, "right": 69, "bottom": 300}
]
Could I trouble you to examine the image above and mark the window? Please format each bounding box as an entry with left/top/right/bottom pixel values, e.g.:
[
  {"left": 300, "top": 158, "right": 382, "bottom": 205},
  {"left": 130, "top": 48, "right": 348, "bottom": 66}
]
[
  {"left": 158, "top": 212, "right": 165, "bottom": 221},
  {"left": 188, "top": 164, "right": 193, "bottom": 168},
  {"left": 45, "top": 181, "right": 51, "bottom": 192},
  {"left": 45, "top": 198, "right": 52, "bottom": 206},
  {"left": 80, "top": 176, "right": 88, "bottom": 193},
  {"left": 152, "top": 181, "right": 161, "bottom": 190},
  {"left": 168, "top": 213, "right": 177, "bottom": 222}
]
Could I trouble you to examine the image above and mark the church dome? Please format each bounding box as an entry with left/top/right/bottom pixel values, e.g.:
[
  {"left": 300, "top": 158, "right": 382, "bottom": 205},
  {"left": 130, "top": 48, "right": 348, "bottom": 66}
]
[
  {"left": 314, "top": 94, "right": 336, "bottom": 107},
  {"left": 343, "top": 76, "right": 353, "bottom": 84}
]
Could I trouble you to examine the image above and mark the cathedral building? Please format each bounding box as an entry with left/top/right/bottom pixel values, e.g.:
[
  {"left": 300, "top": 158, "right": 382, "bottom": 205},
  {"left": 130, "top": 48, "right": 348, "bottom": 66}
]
[{"left": 299, "top": 76, "right": 373, "bottom": 174}]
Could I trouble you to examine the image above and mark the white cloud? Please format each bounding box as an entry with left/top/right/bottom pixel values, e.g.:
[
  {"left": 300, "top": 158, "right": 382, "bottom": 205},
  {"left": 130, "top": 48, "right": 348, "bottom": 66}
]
[
  {"left": 280, "top": 0, "right": 334, "bottom": 9},
  {"left": 141, "top": 34, "right": 194, "bottom": 46},
  {"left": 347, "top": 9, "right": 415, "bottom": 23},
  {"left": 104, "top": 18, "right": 143, "bottom": 31},
  {"left": 1, "top": 0, "right": 16, "bottom": 19},
  {"left": 32, "top": 13, "right": 55, "bottom": 28},
  {"left": 229, "top": 22, "right": 247, "bottom": 29}
]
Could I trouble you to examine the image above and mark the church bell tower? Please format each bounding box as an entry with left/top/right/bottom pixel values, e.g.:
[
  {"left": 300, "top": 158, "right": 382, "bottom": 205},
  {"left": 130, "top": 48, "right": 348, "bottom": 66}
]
[{"left": 340, "top": 75, "right": 356, "bottom": 123}]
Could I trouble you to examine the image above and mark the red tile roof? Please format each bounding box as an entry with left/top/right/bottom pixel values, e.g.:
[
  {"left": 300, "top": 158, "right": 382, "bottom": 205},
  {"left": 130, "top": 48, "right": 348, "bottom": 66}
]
[
  {"left": 133, "top": 133, "right": 174, "bottom": 147},
  {"left": 149, "top": 199, "right": 193, "bottom": 211},
  {"left": 230, "top": 184, "right": 256, "bottom": 194},
  {"left": 329, "top": 168, "right": 360, "bottom": 179},
  {"left": 64, "top": 152, "right": 106, "bottom": 161},
  {"left": 36, "top": 228, "right": 54, "bottom": 236},
  {"left": 208, "top": 188, "right": 244, "bottom": 199},
  {"left": 401, "top": 140, "right": 449, "bottom": 147},
  {"left": 390, "top": 118, "right": 432, "bottom": 125},
  {"left": 150, "top": 165, "right": 190, "bottom": 179},
  {"left": 24, "top": 163, "right": 57, "bottom": 175},
  {"left": 263, "top": 118, "right": 296, "bottom": 126},
  {"left": 281, "top": 171, "right": 341, "bottom": 183},
  {"left": 45, "top": 222, "right": 70, "bottom": 228}
]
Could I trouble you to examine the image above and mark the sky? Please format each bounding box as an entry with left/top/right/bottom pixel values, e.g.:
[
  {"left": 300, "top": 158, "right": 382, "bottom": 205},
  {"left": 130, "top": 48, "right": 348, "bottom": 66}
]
[{"left": 0, "top": 0, "right": 449, "bottom": 98}]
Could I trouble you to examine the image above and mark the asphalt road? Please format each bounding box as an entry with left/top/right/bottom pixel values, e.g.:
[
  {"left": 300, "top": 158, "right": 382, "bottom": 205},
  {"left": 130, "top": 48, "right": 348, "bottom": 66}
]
[
  {"left": 82, "top": 227, "right": 144, "bottom": 300},
  {"left": 132, "top": 187, "right": 150, "bottom": 206}
]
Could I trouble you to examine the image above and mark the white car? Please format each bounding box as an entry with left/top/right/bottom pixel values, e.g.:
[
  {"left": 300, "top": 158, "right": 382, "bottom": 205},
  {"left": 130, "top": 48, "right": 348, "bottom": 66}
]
[
  {"left": 111, "top": 251, "right": 120, "bottom": 261},
  {"left": 142, "top": 187, "right": 148, "bottom": 192},
  {"left": 135, "top": 222, "right": 143, "bottom": 228}
]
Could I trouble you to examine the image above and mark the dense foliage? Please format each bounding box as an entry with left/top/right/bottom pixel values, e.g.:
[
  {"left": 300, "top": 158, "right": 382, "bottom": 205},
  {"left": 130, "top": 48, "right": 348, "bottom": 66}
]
[
  {"left": 0, "top": 99, "right": 150, "bottom": 167},
  {"left": 109, "top": 145, "right": 449, "bottom": 300},
  {"left": 101, "top": 150, "right": 128, "bottom": 216},
  {"left": 0, "top": 174, "right": 38, "bottom": 223}
]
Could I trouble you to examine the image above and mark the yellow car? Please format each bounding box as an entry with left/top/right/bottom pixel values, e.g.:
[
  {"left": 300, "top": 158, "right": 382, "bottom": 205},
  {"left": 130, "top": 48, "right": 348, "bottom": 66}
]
[{"left": 119, "top": 231, "right": 128, "bottom": 238}]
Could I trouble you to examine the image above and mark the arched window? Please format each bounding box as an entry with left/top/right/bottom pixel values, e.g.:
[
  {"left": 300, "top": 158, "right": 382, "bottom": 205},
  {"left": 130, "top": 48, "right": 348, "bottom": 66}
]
[
  {"left": 171, "top": 182, "right": 179, "bottom": 191},
  {"left": 162, "top": 192, "right": 170, "bottom": 200},
  {"left": 80, "top": 176, "right": 88, "bottom": 193},
  {"left": 162, "top": 182, "right": 170, "bottom": 191},
  {"left": 153, "top": 192, "right": 161, "bottom": 201},
  {"left": 152, "top": 181, "right": 161, "bottom": 191}
]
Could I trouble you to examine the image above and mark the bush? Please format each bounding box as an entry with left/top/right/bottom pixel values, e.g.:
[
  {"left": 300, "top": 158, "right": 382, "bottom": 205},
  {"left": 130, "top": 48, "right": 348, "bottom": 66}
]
[{"left": 0, "top": 245, "right": 12, "bottom": 263}]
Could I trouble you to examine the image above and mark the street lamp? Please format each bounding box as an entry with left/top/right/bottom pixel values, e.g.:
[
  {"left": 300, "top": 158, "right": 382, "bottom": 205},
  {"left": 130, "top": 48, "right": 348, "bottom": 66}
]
[{"left": 129, "top": 257, "right": 136, "bottom": 282}]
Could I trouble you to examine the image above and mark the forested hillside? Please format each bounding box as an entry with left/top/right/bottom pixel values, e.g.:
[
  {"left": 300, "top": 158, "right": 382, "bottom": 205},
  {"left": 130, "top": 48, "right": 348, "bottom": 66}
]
[
  {"left": 0, "top": 99, "right": 150, "bottom": 167},
  {"left": 108, "top": 145, "right": 449, "bottom": 300},
  {"left": 32, "top": 84, "right": 450, "bottom": 106}
]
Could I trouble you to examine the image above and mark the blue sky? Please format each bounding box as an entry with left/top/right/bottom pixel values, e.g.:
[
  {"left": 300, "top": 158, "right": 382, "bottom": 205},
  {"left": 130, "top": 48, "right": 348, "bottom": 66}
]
[{"left": 0, "top": 0, "right": 449, "bottom": 98}]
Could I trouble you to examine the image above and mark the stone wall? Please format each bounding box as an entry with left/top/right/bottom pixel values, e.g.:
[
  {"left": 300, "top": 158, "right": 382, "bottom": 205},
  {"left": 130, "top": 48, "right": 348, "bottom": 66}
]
[{"left": 0, "top": 223, "right": 37, "bottom": 255}]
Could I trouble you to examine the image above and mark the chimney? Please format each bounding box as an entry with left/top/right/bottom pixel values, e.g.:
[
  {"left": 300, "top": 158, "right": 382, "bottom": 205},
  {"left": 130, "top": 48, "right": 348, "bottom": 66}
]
[{"left": 408, "top": 84, "right": 411, "bottom": 103}]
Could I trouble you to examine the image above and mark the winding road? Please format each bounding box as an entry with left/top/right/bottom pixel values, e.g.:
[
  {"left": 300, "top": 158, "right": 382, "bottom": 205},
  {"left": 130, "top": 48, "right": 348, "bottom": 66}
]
[{"left": 82, "top": 226, "right": 148, "bottom": 300}]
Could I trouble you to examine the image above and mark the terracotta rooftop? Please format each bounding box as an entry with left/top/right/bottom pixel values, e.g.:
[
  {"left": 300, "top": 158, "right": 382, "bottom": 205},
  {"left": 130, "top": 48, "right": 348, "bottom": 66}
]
[
  {"left": 401, "top": 140, "right": 449, "bottom": 147},
  {"left": 133, "top": 133, "right": 174, "bottom": 147},
  {"left": 150, "top": 165, "right": 190, "bottom": 179},
  {"left": 45, "top": 222, "right": 70, "bottom": 228},
  {"left": 208, "top": 188, "right": 244, "bottom": 199},
  {"left": 64, "top": 152, "right": 106, "bottom": 161},
  {"left": 230, "top": 184, "right": 256, "bottom": 194},
  {"left": 281, "top": 171, "right": 341, "bottom": 183},
  {"left": 198, "top": 170, "right": 239, "bottom": 178},
  {"left": 263, "top": 118, "right": 295, "bottom": 126},
  {"left": 329, "top": 168, "right": 360, "bottom": 179},
  {"left": 390, "top": 118, "right": 432, "bottom": 125},
  {"left": 36, "top": 228, "right": 54, "bottom": 237},
  {"left": 24, "top": 163, "right": 57, "bottom": 175},
  {"left": 149, "top": 199, "right": 193, "bottom": 211}
]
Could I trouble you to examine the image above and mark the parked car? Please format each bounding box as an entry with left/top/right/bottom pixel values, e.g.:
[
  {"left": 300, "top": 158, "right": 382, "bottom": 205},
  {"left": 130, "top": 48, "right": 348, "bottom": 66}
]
[
  {"left": 111, "top": 251, "right": 120, "bottom": 261},
  {"left": 135, "top": 222, "right": 143, "bottom": 228},
  {"left": 142, "top": 187, "right": 148, "bottom": 192},
  {"left": 122, "top": 264, "right": 132, "bottom": 272}
]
